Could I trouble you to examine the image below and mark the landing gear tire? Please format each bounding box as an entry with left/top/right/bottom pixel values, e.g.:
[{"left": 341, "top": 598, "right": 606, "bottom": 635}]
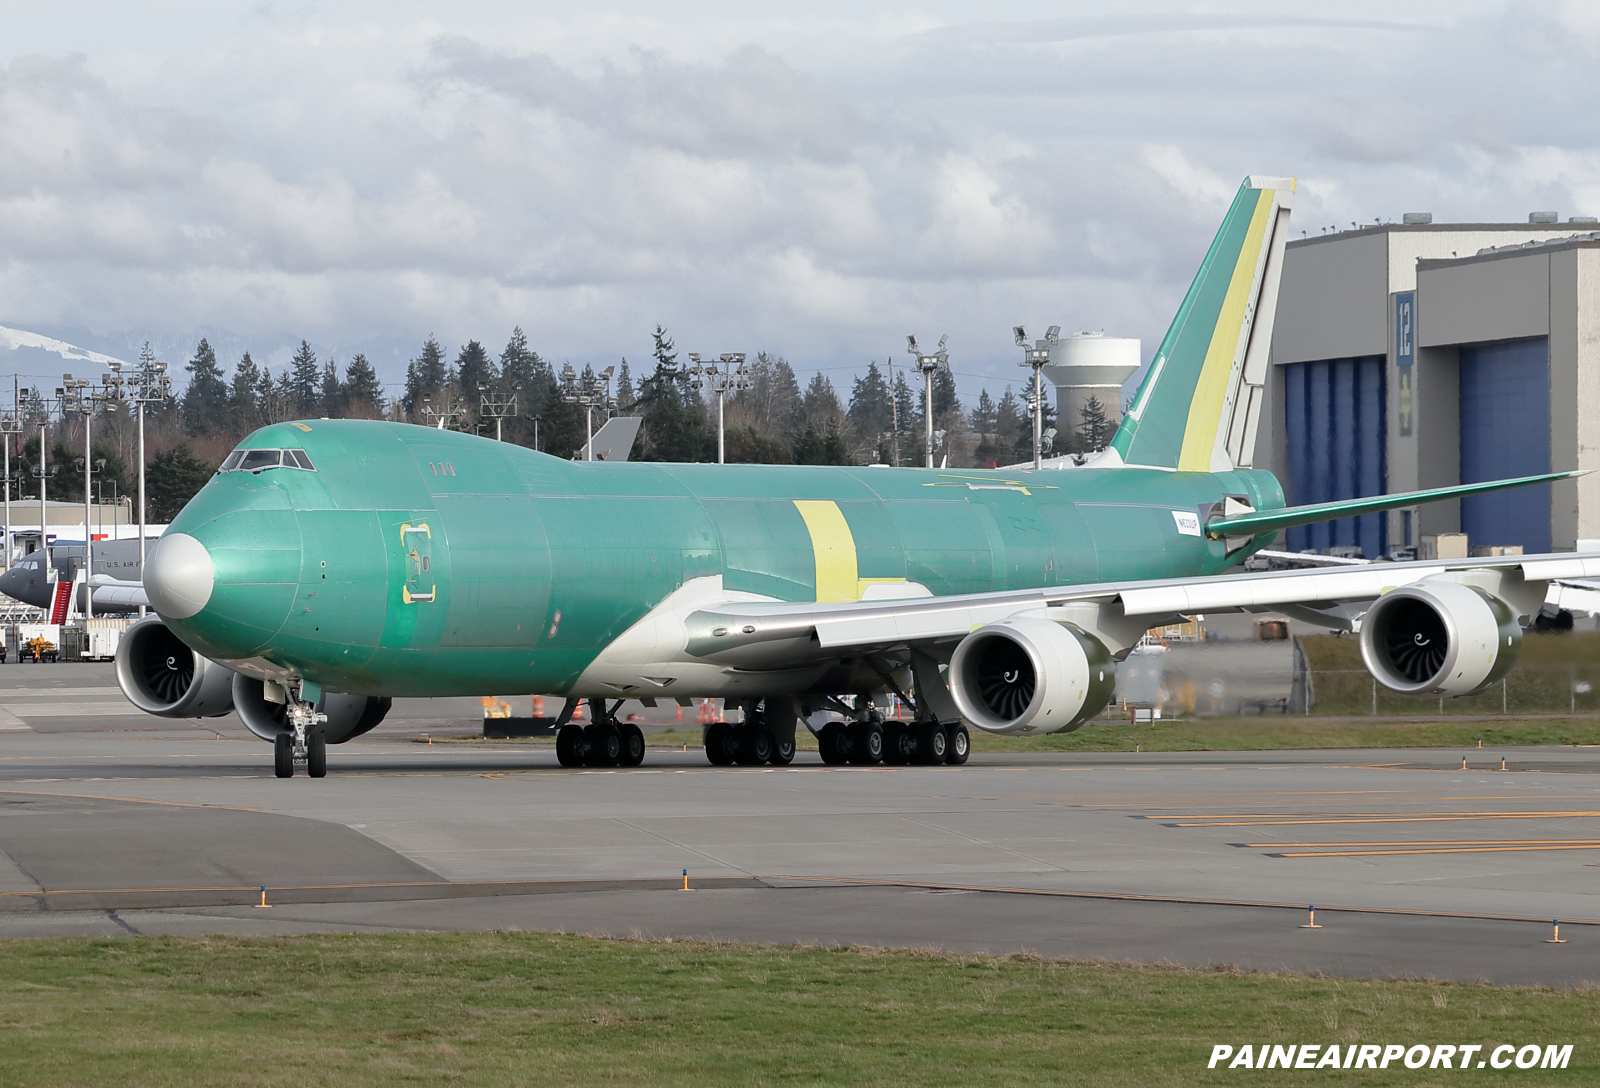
[
  {"left": 273, "top": 733, "right": 294, "bottom": 778},
  {"left": 307, "top": 731, "right": 327, "bottom": 778},
  {"left": 555, "top": 724, "right": 585, "bottom": 767},
  {"left": 587, "top": 722, "right": 622, "bottom": 767},
  {"left": 734, "top": 728, "right": 772, "bottom": 765},
  {"left": 620, "top": 723, "right": 646, "bottom": 767},
  {"left": 848, "top": 721, "right": 884, "bottom": 765},
  {"left": 944, "top": 724, "right": 969, "bottom": 765},
  {"left": 705, "top": 721, "right": 738, "bottom": 766},
  {"left": 881, "top": 723, "right": 911, "bottom": 765},
  {"left": 817, "top": 722, "right": 852, "bottom": 765},
  {"left": 913, "top": 723, "right": 948, "bottom": 765},
  {"left": 769, "top": 733, "right": 795, "bottom": 765}
]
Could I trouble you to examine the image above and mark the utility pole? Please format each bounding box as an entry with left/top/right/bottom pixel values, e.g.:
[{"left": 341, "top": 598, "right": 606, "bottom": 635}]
[
  {"left": 18, "top": 387, "right": 51, "bottom": 565},
  {"left": 905, "top": 334, "right": 949, "bottom": 469},
  {"left": 561, "top": 365, "right": 615, "bottom": 461},
  {"left": 478, "top": 384, "right": 520, "bottom": 442},
  {"left": 686, "top": 353, "right": 747, "bottom": 464},
  {"left": 107, "top": 345, "right": 173, "bottom": 617},
  {"left": 1014, "top": 325, "right": 1060, "bottom": 470}
]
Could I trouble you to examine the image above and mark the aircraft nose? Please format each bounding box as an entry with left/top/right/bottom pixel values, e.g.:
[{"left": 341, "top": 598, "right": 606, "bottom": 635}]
[{"left": 143, "top": 533, "right": 216, "bottom": 619}]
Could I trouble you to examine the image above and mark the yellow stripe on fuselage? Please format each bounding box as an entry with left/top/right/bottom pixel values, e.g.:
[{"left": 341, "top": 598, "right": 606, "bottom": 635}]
[
  {"left": 1176, "top": 187, "right": 1276, "bottom": 471},
  {"left": 793, "top": 500, "right": 859, "bottom": 602}
]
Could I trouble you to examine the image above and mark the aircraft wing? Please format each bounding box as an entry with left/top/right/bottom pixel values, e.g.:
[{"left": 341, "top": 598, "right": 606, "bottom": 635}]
[{"left": 682, "top": 551, "right": 1600, "bottom": 668}]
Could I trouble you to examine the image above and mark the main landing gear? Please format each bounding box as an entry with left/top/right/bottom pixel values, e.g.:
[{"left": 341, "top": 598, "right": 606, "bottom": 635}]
[
  {"left": 273, "top": 696, "right": 328, "bottom": 779},
  {"left": 705, "top": 697, "right": 797, "bottom": 767},
  {"left": 815, "top": 707, "right": 968, "bottom": 767},
  {"left": 555, "top": 699, "right": 646, "bottom": 768}
]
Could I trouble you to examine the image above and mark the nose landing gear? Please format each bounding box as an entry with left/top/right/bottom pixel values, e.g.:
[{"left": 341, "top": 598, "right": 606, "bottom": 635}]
[{"left": 273, "top": 696, "right": 328, "bottom": 779}]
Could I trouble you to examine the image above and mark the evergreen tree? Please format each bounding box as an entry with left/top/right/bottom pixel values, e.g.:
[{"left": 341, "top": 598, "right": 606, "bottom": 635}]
[
  {"left": 288, "top": 340, "right": 321, "bottom": 418},
  {"left": 970, "top": 389, "right": 998, "bottom": 441},
  {"left": 933, "top": 367, "right": 959, "bottom": 419},
  {"left": 403, "top": 336, "right": 447, "bottom": 419},
  {"left": 320, "top": 358, "right": 345, "bottom": 418},
  {"left": 344, "top": 353, "right": 383, "bottom": 416},
  {"left": 497, "top": 327, "right": 551, "bottom": 446},
  {"left": 180, "top": 338, "right": 230, "bottom": 436},
  {"left": 230, "top": 352, "right": 261, "bottom": 433},
  {"left": 792, "top": 424, "right": 852, "bottom": 465},
  {"left": 455, "top": 340, "right": 494, "bottom": 398},
  {"left": 636, "top": 325, "right": 712, "bottom": 462},
  {"left": 994, "top": 388, "right": 1025, "bottom": 448},
  {"left": 891, "top": 371, "right": 917, "bottom": 460},
  {"left": 615, "top": 359, "right": 635, "bottom": 412},
  {"left": 798, "top": 373, "right": 844, "bottom": 434},
  {"left": 1078, "top": 395, "right": 1113, "bottom": 451},
  {"left": 847, "top": 361, "right": 892, "bottom": 441},
  {"left": 147, "top": 443, "right": 214, "bottom": 521}
]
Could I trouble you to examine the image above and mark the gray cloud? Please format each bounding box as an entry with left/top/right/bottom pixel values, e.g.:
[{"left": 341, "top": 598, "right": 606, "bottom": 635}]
[{"left": 0, "top": 2, "right": 1596, "bottom": 400}]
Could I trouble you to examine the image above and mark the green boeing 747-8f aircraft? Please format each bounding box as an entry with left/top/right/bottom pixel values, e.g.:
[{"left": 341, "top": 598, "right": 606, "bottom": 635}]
[{"left": 117, "top": 176, "right": 1594, "bottom": 777}]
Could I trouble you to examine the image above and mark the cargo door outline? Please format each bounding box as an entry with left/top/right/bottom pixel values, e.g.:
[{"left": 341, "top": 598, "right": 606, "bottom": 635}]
[{"left": 400, "top": 523, "right": 435, "bottom": 603}]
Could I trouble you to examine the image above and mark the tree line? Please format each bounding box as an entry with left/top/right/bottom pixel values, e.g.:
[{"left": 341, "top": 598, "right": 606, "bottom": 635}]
[{"left": 5, "top": 327, "right": 1122, "bottom": 524}]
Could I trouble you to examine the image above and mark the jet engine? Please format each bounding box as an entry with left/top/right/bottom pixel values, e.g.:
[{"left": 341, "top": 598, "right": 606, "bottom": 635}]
[
  {"left": 1359, "top": 580, "right": 1522, "bottom": 696},
  {"left": 231, "top": 674, "right": 392, "bottom": 744},
  {"left": 948, "top": 615, "right": 1116, "bottom": 734},
  {"left": 114, "top": 618, "right": 235, "bottom": 718}
]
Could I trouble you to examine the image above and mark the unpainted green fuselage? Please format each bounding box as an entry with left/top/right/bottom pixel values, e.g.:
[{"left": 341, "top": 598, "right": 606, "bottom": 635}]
[{"left": 162, "top": 420, "right": 1283, "bottom": 697}]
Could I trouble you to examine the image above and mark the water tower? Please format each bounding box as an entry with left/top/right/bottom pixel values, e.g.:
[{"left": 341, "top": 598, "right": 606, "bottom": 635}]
[{"left": 1041, "top": 332, "right": 1140, "bottom": 434}]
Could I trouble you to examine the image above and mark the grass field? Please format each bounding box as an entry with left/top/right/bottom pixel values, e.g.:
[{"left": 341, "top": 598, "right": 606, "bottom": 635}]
[{"left": 2, "top": 933, "right": 1593, "bottom": 1086}]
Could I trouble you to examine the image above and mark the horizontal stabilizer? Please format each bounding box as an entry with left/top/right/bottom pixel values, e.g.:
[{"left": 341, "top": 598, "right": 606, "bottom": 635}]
[{"left": 1206, "top": 470, "right": 1587, "bottom": 540}]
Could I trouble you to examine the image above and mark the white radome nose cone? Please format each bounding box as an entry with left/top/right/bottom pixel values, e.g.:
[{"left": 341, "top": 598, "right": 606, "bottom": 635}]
[{"left": 143, "top": 533, "right": 215, "bottom": 619}]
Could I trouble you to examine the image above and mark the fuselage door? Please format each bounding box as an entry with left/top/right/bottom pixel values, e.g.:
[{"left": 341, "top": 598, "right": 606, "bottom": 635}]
[{"left": 400, "top": 522, "right": 435, "bottom": 603}]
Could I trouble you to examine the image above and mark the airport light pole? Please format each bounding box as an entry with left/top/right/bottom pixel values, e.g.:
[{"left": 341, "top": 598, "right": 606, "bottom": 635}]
[
  {"left": 1014, "top": 325, "right": 1059, "bottom": 470},
  {"left": 561, "top": 365, "right": 615, "bottom": 461},
  {"left": 18, "top": 387, "right": 53, "bottom": 565},
  {"left": 686, "top": 353, "right": 747, "bottom": 464},
  {"left": 530, "top": 415, "right": 542, "bottom": 453},
  {"left": 905, "top": 334, "right": 949, "bottom": 469},
  {"left": 419, "top": 395, "right": 466, "bottom": 431},
  {"left": 0, "top": 406, "right": 19, "bottom": 568},
  {"left": 60, "top": 376, "right": 93, "bottom": 618},
  {"left": 479, "top": 383, "right": 519, "bottom": 442},
  {"left": 106, "top": 345, "right": 173, "bottom": 617}
]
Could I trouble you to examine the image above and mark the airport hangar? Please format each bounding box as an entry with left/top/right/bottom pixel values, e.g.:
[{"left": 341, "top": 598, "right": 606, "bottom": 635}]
[{"left": 1252, "top": 212, "right": 1600, "bottom": 561}]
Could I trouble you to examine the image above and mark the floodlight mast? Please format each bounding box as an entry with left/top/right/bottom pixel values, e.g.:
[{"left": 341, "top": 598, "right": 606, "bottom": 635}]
[
  {"left": 59, "top": 375, "right": 102, "bottom": 618},
  {"left": 0, "top": 401, "right": 20, "bottom": 570},
  {"left": 478, "top": 383, "right": 520, "bottom": 443},
  {"left": 687, "top": 353, "right": 748, "bottom": 464},
  {"left": 561, "top": 364, "right": 615, "bottom": 461},
  {"left": 906, "top": 334, "right": 949, "bottom": 469},
  {"left": 1015, "top": 325, "right": 1059, "bottom": 470},
  {"left": 108, "top": 345, "right": 173, "bottom": 616}
]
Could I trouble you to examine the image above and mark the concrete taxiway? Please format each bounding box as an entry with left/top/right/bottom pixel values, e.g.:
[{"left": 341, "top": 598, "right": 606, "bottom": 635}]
[{"left": 2, "top": 664, "right": 1599, "bottom": 986}]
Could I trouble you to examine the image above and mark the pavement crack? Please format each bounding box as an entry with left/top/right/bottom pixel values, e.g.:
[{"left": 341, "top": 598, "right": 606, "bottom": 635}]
[{"left": 105, "top": 910, "right": 140, "bottom": 935}]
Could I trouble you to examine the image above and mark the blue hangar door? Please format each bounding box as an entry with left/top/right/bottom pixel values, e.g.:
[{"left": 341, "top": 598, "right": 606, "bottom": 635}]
[
  {"left": 1459, "top": 338, "right": 1550, "bottom": 553},
  {"left": 1282, "top": 356, "right": 1387, "bottom": 557}
]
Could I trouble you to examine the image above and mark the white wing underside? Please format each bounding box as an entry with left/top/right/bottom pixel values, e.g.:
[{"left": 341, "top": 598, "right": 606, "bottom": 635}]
[{"left": 693, "top": 551, "right": 1600, "bottom": 654}]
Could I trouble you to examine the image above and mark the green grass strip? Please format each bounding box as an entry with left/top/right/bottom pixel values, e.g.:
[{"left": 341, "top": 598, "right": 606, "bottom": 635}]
[{"left": 1, "top": 933, "right": 1595, "bottom": 1086}]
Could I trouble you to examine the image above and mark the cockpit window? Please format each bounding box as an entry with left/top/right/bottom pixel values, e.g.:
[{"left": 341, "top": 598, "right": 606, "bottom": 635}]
[
  {"left": 239, "top": 449, "right": 282, "bottom": 471},
  {"left": 219, "top": 448, "right": 319, "bottom": 474}
]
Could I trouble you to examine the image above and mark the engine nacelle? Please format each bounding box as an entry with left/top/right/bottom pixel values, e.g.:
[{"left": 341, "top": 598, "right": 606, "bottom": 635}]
[
  {"left": 231, "top": 674, "right": 392, "bottom": 744},
  {"left": 948, "top": 615, "right": 1116, "bottom": 734},
  {"left": 114, "top": 618, "right": 235, "bottom": 718},
  {"left": 1359, "top": 579, "right": 1522, "bottom": 696}
]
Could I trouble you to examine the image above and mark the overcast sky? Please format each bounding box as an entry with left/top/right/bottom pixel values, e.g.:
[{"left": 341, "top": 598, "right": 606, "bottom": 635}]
[{"left": 1, "top": 0, "right": 1595, "bottom": 402}]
